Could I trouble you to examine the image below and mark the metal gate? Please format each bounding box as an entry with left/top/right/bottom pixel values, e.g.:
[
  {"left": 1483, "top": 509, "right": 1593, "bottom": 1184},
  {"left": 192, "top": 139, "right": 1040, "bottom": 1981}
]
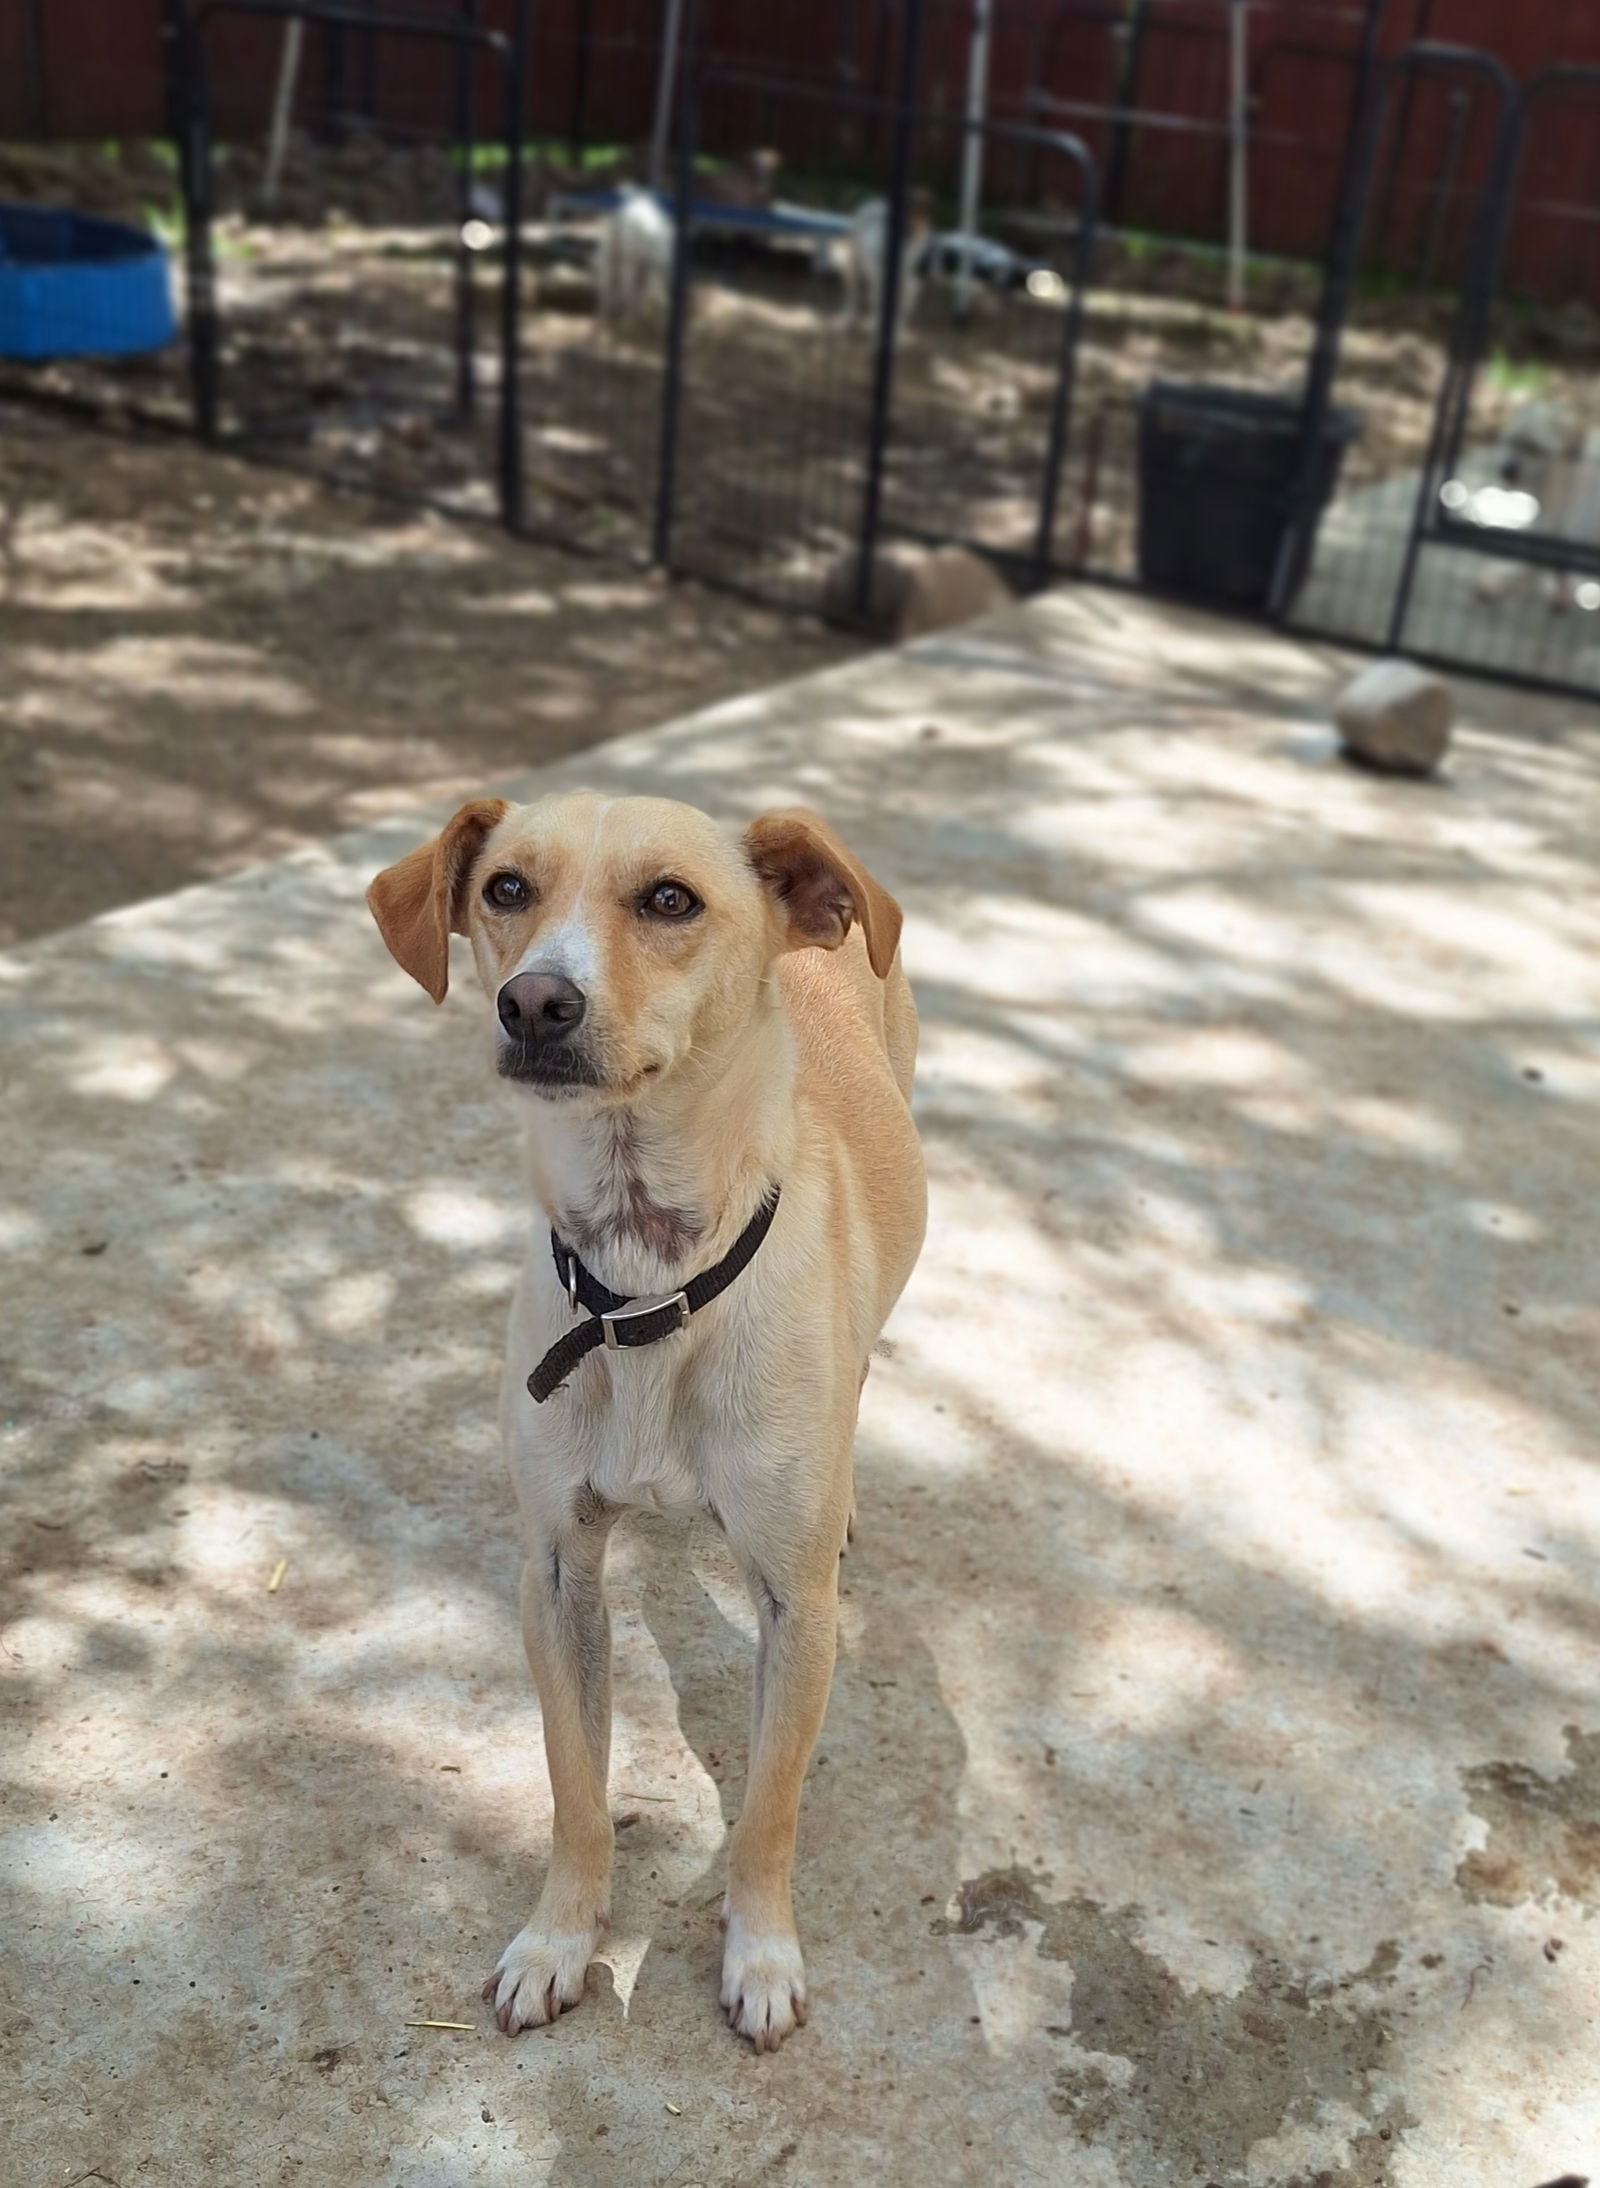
[
  {"left": 1286, "top": 42, "right": 1600, "bottom": 697},
  {"left": 30, "top": 0, "right": 1600, "bottom": 701},
  {"left": 165, "top": 0, "right": 532, "bottom": 529},
  {"left": 651, "top": 70, "right": 1100, "bottom": 626}
]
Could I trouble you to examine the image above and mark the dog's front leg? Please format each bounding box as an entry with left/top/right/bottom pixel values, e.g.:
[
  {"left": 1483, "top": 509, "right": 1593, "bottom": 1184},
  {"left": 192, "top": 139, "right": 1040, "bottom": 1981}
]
[
  {"left": 718, "top": 1545, "right": 839, "bottom": 2052},
  {"left": 485, "top": 1510, "right": 617, "bottom": 2033}
]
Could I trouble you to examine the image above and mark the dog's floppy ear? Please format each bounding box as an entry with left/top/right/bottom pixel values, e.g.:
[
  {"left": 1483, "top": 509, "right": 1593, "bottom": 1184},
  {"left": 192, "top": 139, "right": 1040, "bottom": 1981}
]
[
  {"left": 743, "top": 807, "right": 902, "bottom": 978},
  {"left": 367, "top": 798, "right": 510, "bottom": 1003}
]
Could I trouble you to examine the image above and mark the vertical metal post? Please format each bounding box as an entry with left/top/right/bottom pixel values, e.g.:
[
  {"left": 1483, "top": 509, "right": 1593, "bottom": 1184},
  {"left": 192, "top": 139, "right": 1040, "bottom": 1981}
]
[
  {"left": 261, "top": 14, "right": 305, "bottom": 214},
  {"left": 954, "top": 0, "right": 993, "bottom": 321},
  {"left": 1070, "top": 401, "right": 1108, "bottom": 572},
  {"left": 160, "top": 0, "right": 185, "bottom": 146},
  {"left": 1373, "top": 0, "right": 1436, "bottom": 267},
  {"left": 497, "top": 0, "right": 529, "bottom": 532},
  {"left": 649, "top": 0, "right": 691, "bottom": 197},
  {"left": 854, "top": 0, "right": 929, "bottom": 621},
  {"left": 1267, "top": 0, "right": 1389, "bottom": 617},
  {"left": 168, "top": 0, "right": 220, "bottom": 443},
  {"left": 1226, "top": 0, "right": 1249, "bottom": 312},
  {"left": 357, "top": 19, "right": 377, "bottom": 124},
  {"left": 568, "top": 0, "right": 593, "bottom": 166},
  {"left": 1104, "top": 0, "right": 1150, "bottom": 230},
  {"left": 1387, "top": 88, "right": 1524, "bottom": 651},
  {"left": 323, "top": 18, "right": 348, "bottom": 144},
  {"left": 25, "top": 0, "right": 49, "bottom": 136},
  {"left": 453, "top": 0, "right": 481, "bottom": 420},
  {"left": 1415, "top": 85, "right": 1468, "bottom": 293},
  {"left": 1031, "top": 137, "right": 1098, "bottom": 589},
  {"left": 653, "top": 84, "right": 699, "bottom": 570}
]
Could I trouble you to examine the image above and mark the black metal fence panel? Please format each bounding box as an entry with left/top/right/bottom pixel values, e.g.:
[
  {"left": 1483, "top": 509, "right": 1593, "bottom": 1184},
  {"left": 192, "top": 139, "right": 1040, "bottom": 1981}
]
[
  {"left": 1289, "top": 45, "right": 1600, "bottom": 694},
  {"left": 6, "top": 0, "right": 1600, "bottom": 700},
  {"left": 161, "top": 0, "right": 530, "bottom": 530}
]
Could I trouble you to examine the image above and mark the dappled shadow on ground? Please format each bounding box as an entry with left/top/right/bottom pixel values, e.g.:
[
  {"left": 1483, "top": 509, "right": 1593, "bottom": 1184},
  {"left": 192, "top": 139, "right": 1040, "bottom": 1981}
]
[
  {"left": 2, "top": 588, "right": 1598, "bottom": 2184},
  {"left": 0, "top": 396, "right": 850, "bottom": 949}
]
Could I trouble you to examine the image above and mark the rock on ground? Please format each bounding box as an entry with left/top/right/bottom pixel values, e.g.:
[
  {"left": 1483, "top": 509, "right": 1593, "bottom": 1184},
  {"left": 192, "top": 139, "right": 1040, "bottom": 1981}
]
[
  {"left": 1335, "top": 656, "right": 1453, "bottom": 774},
  {"left": 821, "top": 542, "right": 1015, "bottom": 642}
]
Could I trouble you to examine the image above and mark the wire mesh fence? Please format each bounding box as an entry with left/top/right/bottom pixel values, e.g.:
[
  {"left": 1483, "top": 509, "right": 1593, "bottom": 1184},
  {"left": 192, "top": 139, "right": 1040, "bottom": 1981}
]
[
  {"left": 5, "top": 0, "right": 1600, "bottom": 696},
  {"left": 1291, "top": 48, "right": 1600, "bottom": 693},
  {"left": 163, "top": 0, "right": 529, "bottom": 526}
]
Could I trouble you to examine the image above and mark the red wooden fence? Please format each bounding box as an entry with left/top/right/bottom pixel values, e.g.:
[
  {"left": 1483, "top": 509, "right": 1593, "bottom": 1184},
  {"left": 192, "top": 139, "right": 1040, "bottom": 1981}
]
[{"left": 5, "top": 1, "right": 1599, "bottom": 301}]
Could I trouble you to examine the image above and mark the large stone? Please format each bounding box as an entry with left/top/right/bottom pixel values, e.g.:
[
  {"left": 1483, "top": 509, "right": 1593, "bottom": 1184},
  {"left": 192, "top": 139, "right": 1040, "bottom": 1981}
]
[
  {"left": 1335, "top": 656, "right": 1453, "bottom": 775},
  {"left": 820, "top": 542, "right": 1014, "bottom": 643}
]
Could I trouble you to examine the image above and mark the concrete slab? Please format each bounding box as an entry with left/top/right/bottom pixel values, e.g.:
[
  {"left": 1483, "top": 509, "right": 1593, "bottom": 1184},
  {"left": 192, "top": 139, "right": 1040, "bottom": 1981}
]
[{"left": 3, "top": 588, "right": 1598, "bottom": 2188}]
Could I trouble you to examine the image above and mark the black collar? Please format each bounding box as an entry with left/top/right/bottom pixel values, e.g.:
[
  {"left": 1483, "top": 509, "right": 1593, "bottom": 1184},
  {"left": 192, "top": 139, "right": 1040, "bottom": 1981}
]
[{"left": 527, "top": 1185, "right": 781, "bottom": 1403}]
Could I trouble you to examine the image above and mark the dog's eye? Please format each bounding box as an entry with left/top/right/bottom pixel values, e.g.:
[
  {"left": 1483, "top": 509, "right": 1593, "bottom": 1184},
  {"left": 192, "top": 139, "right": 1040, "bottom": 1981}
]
[
  {"left": 483, "top": 870, "right": 530, "bottom": 911},
  {"left": 643, "top": 879, "right": 701, "bottom": 921}
]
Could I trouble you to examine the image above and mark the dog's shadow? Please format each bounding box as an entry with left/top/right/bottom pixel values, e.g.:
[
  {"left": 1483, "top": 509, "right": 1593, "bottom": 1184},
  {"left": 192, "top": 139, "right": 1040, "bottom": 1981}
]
[{"left": 582, "top": 1490, "right": 972, "bottom": 2067}]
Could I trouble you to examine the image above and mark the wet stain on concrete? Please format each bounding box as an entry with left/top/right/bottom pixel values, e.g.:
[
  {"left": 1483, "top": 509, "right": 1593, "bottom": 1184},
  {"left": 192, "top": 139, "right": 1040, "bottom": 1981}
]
[
  {"left": 1456, "top": 1727, "right": 1600, "bottom": 1907},
  {"left": 938, "top": 1868, "right": 1413, "bottom": 2187}
]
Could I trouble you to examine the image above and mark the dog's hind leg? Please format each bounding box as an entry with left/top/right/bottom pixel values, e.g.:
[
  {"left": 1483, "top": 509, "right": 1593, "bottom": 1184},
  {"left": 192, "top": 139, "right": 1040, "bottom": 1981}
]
[{"left": 485, "top": 1506, "right": 618, "bottom": 2033}]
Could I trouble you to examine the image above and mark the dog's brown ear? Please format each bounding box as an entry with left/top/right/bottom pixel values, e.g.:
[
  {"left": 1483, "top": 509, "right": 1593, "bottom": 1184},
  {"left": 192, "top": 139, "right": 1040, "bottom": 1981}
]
[
  {"left": 743, "top": 807, "right": 902, "bottom": 978},
  {"left": 367, "top": 798, "right": 510, "bottom": 1003}
]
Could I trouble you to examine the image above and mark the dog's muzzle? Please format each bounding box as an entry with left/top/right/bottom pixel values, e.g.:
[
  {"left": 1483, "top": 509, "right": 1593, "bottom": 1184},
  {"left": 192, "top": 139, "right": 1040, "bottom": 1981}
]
[{"left": 495, "top": 973, "right": 604, "bottom": 1090}]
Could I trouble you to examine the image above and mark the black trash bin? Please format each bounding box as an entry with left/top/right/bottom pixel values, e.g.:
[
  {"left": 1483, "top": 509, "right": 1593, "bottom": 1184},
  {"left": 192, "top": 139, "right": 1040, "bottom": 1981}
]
[{"left": 1136, "top": 381, "right": 1362, "bottom": 611}]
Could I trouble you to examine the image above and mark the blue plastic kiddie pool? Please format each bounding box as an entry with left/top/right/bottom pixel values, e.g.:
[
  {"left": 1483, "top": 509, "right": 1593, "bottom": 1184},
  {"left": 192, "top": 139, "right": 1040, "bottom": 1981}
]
[{"left": 0, "top": 204, "right": 176, "bottom": 360}]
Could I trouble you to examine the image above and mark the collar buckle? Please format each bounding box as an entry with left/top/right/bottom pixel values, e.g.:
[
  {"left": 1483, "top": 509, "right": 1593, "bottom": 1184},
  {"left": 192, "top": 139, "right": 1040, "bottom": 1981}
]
[{"left": 601, "top": 1290, "right": 690, "bottom": 1349}]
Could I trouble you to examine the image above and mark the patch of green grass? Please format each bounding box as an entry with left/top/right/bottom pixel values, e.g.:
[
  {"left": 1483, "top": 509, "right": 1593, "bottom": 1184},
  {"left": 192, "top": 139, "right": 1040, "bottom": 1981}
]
[
  {"left": 1486, "top": 345, "right": 1549, "bottom": 397},
  {"left": 1356, "top": 263, "right": 1406, "bottom": 301},
  {"left": 142, "top": 200, "right": 184, "bottom": 248},
  {"left": 449, "top": 136, "right": 629, "bottom": 174}
]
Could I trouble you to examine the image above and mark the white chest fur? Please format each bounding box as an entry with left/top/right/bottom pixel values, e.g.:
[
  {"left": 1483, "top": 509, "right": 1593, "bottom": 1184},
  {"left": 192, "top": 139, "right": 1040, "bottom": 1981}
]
[
  {"left": 503, "top": 1265, "right": 740, "bottom": 1527},
  {"left": 579, "top": 1352, "right": 708, "bottom": 1514}
]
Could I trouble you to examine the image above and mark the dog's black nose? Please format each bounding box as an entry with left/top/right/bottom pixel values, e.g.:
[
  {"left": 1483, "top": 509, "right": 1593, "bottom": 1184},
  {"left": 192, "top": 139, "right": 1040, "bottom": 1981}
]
[
  {"left": 1501, "top": 455, "right": 1522, "bottom": 484},
  {"left": 497, "top": 972, "right": 587, "bottom": 1041}
]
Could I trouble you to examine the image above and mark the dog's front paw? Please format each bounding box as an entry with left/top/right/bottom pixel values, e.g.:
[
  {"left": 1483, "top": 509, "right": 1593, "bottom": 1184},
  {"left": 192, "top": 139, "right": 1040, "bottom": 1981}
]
[
  {"left": 720, "top": 1905, "right": 807, "bottom": 2052},
  {"left": 483, "top": 1921, "right": 599, "bottom": 2035}
]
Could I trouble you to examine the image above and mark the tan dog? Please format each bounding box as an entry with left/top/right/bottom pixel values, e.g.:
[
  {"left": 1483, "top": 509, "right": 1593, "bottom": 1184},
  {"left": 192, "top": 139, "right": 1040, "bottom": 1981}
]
[{"left": 368, "top": 792, "right": 925, "bottom": 2051}]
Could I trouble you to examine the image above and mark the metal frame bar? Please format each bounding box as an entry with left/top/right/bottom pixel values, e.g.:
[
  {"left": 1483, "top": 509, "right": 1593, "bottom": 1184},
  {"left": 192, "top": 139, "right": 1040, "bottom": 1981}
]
[
  {"left": 163, "top": 0, "right": 527, "bottom": 530},
  {"left": 1265, "top": 0, "right": 1390, "bottom": 618},
  {"left": 854, "top": 0, "right": 931, "bottom": 619},
  {"left": 653, "top": 71, "right": 698, "bottom": 568},
  {"left": 1383, "top": 55, "right": 1600, "bottom": 649},
  {"left": 24, "top": 0, "right": 50, "bottom": 135},
  {"left": 654, "top": 59, "right": 1101, "bottom": 614},
  {"left": 454, "top": 0, "right": 481, "bottom": 421},
  {"left": 1031, "top": 138, "right": 1099, "bottom": 586},
  {"left": 122, "top": 0, "right": 1600, "bottom": 710},
  {"left": 1414, "top": 83, "right": 1470, "bottom": 293}
]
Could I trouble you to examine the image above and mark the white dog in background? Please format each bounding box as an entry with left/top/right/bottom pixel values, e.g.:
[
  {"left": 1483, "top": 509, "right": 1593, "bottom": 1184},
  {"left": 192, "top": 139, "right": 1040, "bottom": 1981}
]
[
  {"left": 842, "top": 190, "right": 934, "bottom": 341},
  {"left": 1475, "top": 397, "right": 1600, "bottom": 609},
  {"left": 595, "top": 187, "right": 674, "bottom": 325}
]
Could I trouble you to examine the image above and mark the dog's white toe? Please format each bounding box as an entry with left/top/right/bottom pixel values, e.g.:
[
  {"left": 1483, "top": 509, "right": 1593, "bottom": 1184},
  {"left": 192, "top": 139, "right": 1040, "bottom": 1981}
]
[
  {"left": 483, "top": 1922, "right": 598, "bottom": 2035},
  {"left": 720, "top": 1907, "right": 808, "bottom": 2052}
]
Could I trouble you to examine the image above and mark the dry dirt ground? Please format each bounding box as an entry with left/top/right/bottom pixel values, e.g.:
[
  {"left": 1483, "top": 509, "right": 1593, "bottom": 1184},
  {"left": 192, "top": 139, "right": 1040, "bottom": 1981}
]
[
  {"left": 15, "top": 202, "right": 1600, "bottom": 636},
  {"left": 0, "top": 396, "right": 853, "bottom": 947},
  {"left": 7, "top": 136, "right": 1600, "bottom": 837}
]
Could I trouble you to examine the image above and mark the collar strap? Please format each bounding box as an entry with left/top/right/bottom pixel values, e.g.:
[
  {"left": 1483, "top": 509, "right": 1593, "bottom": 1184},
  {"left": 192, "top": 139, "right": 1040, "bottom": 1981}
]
[{"left": 528, "top": 1185, "right": 781, "bottom": 1403}]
